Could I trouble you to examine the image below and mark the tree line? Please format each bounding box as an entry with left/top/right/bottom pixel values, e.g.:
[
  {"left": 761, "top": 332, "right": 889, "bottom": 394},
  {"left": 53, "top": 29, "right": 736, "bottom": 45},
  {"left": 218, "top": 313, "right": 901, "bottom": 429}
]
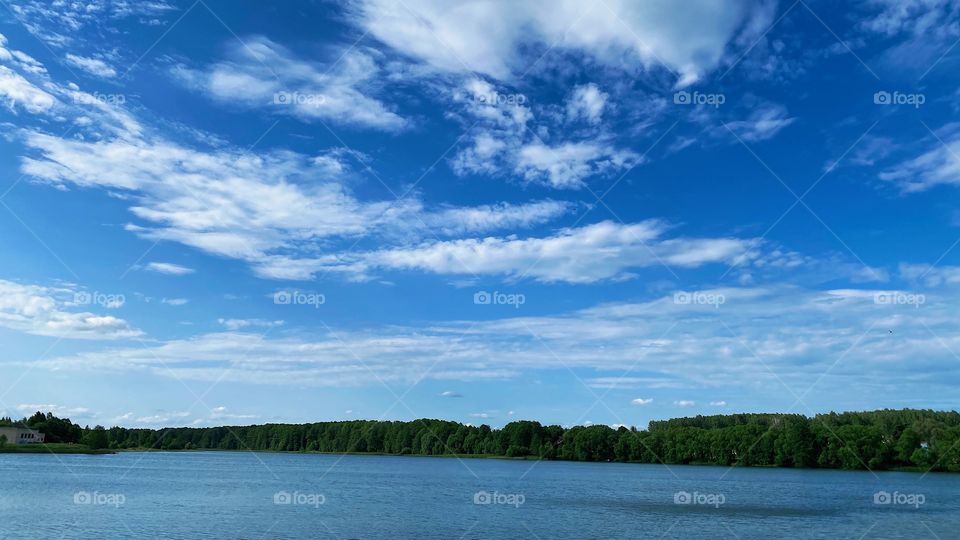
[{"left": 5, "top": 409, "right": 960, "bottom": 471}]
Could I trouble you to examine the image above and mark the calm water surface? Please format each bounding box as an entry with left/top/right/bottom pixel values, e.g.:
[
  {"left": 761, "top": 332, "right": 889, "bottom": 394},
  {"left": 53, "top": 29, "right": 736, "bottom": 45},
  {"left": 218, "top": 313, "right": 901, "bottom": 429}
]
[{"left": 1, "top": 452, "right": 958, "bottom": 539}]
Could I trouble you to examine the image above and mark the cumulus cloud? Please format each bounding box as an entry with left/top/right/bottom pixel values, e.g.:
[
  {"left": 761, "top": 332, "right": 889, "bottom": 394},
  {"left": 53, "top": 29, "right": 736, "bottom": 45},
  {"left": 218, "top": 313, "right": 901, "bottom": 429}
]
[
  {"left": 516, "top": 141, "right": 640, "bottom": 189},
  {"left": 631, "top": 398, "right": 654, "bottom": 405},
  {"left": 450, "top": 79, "right": 641, "bottom": 188},
  {"left": 566, "top": 83, "right": 607, "bottom": 124},
  {"left": 0, "top": 279, "right": 141, "bottom": 340},
  {"left": 355, "top": 0, "right": 777, "bottom": 85}
]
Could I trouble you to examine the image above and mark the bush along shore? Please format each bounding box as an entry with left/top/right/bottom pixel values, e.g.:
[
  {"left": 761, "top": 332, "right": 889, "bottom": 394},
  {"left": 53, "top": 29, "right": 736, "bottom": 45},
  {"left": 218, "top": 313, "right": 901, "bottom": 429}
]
[{"left": 3, "top": 409, "right": 959, "bottom": 471}]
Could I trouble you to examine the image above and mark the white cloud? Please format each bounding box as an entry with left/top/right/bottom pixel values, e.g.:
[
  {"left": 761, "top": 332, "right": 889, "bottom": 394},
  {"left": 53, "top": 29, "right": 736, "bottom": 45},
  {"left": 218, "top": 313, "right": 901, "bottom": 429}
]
[
  {"left": 134, "top": 411, "right": 191, "bottom": 425},
  {"left": 20, "top": 131, "right": 406, "bottom": 278},
  {"left": 880, "top": 136, "right": 960, "bottom": 192},
  {"left": 363, "top": 220, "right": 758, "bottom": 283},
  {"left": 859, "top": 0, "right": 960, "bottom": 73},
  {"left": 217, "top": 318, "right": 284, "bottom": 330},
  {"left": 20, "top": 122, "right": 572, "bottom": 281},
  {"left": 423, "top": 200, "right": 572, "bottom": 235},
  {"left": 145, "top": 262, "right": 195, "bottom": 276},
  {"left": 674, "top": 400, "right": 696, "bottom": 407},
  {"left": 65, "top": 53, "right": 117, "bottom": 78},
  {"left": 16, "top": 403, "right": 90, "bottom": 417},
  {"left": 516, "top": 141, "right": 640, "bottom": 189},
  {"left": 33, "top": 284, "right": 960, "bottom": 396},
  {"left": 450, "top": 79, "right": 641, "bottom": 189},
  {"left": 566, "top": 83, "right": 607, "bottom": 124},
  {"left": 899, "top": 263, "right": 960, "bottom": 287},
  {"left": 174, "top": 36, "right": 406, "bottom": 131},
  {"left": 724, "top": 104, "right": 795, "bottom": 142},
  {"left": 0, "top": 65, "right": 57, "bottom": 113},
  {"left": 631, "top": 398, "right": 654, "bottom": 406},
  {"left": 356, "top": 0, "right": 776, "bottom": 85},
  {"left": 209, "top": 406, "right": 258, "bottom": 421},
  {"left": 709, "top": 400, "right": 727, "bottom": 406},
  {"left": 450, "top": 79, "right": 639, "bottom": 189},
  {"left": 440, "top": 391, "right": 462, "bottom": 398},
  {"left": 587, "top": 377, "right": 687, "bottom": 389},
  {"left": 161, "top": 298, "right": 189, "bottom": 306},
  {"left": 0, "top": 279, "right": 141, "bottom": 340},
  {"left": 8, "top": 1, "right": 175, "bottom": 48}
]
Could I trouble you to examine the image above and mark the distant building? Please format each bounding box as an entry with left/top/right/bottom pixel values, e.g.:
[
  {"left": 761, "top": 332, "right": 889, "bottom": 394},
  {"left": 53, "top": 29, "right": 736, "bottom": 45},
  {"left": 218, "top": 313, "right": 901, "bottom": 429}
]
[{"left": 0, "top": 427, "right": 45, "bottom": 445}]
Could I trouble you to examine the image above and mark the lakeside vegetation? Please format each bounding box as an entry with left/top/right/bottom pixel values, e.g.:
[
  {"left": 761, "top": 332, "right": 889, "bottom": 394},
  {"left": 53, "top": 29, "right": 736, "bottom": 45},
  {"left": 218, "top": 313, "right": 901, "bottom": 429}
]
[
  {"left": 4, "top": 409, "right": 960, "bottom": 471},
  {"left": 0, "top": 412, "right": 110, "bottom": 453},
  {"left": 0, "top": 443, "right": 113, "bottom": 454}
]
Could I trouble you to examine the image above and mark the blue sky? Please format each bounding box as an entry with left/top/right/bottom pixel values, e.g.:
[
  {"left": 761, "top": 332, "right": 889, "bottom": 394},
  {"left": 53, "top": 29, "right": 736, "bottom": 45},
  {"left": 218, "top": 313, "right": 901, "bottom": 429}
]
[{"left": 1, "top": 0, "right": 959, "bottom": 429}]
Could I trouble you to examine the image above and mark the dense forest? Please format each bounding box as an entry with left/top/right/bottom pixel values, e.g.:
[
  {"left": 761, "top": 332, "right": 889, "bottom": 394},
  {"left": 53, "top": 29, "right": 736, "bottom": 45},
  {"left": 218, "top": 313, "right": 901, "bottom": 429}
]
[{"left": 4, "top": 409, "right": 960, "bottom": 471}]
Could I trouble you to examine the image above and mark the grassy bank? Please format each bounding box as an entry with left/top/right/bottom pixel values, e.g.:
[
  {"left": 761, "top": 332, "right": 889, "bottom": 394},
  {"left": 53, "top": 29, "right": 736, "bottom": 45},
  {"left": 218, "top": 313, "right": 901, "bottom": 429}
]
[{"left": 0, "top": 443, "right": 114, "bottom": 454}]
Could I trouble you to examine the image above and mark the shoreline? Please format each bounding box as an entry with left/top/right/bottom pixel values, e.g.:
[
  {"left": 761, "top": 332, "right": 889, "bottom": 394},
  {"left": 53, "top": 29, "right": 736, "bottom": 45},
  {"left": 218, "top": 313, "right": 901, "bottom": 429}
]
[
  {"left": 0, "top": 446, "right": 938, "bottom": 474},
  {"left": 88, "top": 448, "right": 934, "bottom": 473}
]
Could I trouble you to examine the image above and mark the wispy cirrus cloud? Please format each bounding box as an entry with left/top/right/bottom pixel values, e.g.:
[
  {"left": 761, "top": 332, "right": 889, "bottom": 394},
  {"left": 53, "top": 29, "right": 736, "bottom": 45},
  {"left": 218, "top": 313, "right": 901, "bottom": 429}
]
[
  {"left": 722, "top": 104, "right": 795, "bottom": 142},
  {"left": 880, "top": 131, "right": 960, "bottom": 192},
  {"left": 64, "top": 53, "right": 117, "bottom": 78},
  {"left": 360, "top": 220, "right": 758, "bottom": 283},
  {"left": 173, "top": 36, "right": 407, "bottom": 131},
  {"left": 29, "top": 285, "right": 960, "bottom": 403},
  {"left": 145, "top": 262, "right": 195, "bottom": 276}
]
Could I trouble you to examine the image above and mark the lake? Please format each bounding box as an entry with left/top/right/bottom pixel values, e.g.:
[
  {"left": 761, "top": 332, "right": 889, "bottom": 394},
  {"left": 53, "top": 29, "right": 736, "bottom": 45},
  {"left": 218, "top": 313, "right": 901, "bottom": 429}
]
[{"left": 1, "top": 451, "right": 957, "bottom": 538}]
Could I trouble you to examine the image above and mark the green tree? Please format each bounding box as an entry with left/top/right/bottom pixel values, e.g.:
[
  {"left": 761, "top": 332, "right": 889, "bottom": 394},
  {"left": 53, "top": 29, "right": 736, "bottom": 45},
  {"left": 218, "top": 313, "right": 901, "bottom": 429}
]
[{"left": 83, "top": 425, "right": 109, "bottom": 450}]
